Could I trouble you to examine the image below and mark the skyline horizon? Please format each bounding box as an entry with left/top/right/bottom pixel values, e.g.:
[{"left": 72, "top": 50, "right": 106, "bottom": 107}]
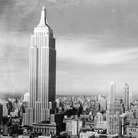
[{"left": 0, "top": 81, "right": 135, "bottom": 99}]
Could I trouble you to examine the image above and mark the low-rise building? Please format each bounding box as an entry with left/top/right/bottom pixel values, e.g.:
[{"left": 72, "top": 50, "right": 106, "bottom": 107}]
[
  {"left": 80, "top": 131, "right": 95, "bottom": 138},
  {"left": 126, "top": 126, "right": 138, "bottom": 138},
  {"left": 96, "top": 121, "right": 108, "bottom": 130},
  {"left": 33, "top": 122, "right": 59, "bottom": 136},
  {"left": 63, "top": 118, "right": 83, "bottom": 136}
]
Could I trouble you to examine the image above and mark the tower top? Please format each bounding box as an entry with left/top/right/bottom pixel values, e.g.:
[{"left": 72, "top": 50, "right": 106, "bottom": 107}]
[
  {"left": 110, "top": 82, "right": 115, "bottom": 85},
  {"left": 38, "top": 7, "right": 48, "bottom": 27},
  {"left": 42, "top": 6, "right": 45, "bottom": 10},
  {"left": 125, "top": 83, "right": 129, "bottom": 89}
]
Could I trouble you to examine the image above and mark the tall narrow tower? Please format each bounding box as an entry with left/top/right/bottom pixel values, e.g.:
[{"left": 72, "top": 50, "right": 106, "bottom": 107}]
[
  {"left": 123, "top": 83, "right": 129, "bottom": 110},
  {"left": 109, "top": 82, "right": 116, "bottom": 103},
  {"left": 27, "top": 7, "right": 56, "bottom": 124},
  {"left": 107, "top": 82, "right": 121, "bottom": 135}
]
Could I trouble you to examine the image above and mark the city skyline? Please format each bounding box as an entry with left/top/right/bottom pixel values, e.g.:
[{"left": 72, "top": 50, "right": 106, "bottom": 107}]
[{"left": 0, "top": 0, "right": 138, "bottom": 96}]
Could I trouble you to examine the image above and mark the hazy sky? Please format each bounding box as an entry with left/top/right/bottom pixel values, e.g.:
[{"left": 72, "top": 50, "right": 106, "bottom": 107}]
[{"left": 0, "top": 0, "right": 138, "bottom": 97}]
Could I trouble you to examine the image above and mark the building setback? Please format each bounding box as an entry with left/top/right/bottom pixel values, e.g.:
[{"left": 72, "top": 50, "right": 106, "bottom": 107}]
[{"left": 23, "top": 7, "right": 56, "bottom": 126}]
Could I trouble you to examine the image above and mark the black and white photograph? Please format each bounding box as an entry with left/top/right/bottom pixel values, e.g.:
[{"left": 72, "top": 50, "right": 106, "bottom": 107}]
[{"left": 0, "top": 0, "right": 138, "bottom": 137}]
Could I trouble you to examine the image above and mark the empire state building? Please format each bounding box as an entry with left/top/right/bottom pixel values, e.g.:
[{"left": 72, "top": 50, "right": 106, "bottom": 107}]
[{"left": 23, "top": 7, "right": 56, "bottom": 125}]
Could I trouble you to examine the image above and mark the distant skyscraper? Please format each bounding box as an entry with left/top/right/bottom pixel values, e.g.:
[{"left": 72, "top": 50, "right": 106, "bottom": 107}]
[
  {"left": 129, "top": 92, "right": 132, "bottom": 105},
  {"left": 109, "top": 82, "right": 116, "bottom": 103},
  {"left": 98, "top": 95, "right": 107, "bottom": 111},
  {"left": 23, "top": 92, "right": 30, "bottom": 102},
  {"left": 23, "top": 7, "right": 56, "bottom": 125},
  {"left": 0, "top": 104, "right": 3, "bottom": 125},
  {"left": 123, "top": 83, "right": 129, "bottom": 110},
  {"left": 3, "top": 101, "right": 8, "bottom": 116},
  {"left": 107, "top": 82, "right": 122, "bottom": 135}
]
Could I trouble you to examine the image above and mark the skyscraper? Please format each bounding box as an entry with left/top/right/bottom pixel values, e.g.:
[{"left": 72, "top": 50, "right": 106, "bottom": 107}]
[
  {"left": 107, "top": 82, "right": 122, "bottom": 135},
  {"left": 129, "top": 92, "right": 132, "bottom": 105},
  {"left": 109, "top": 82, "right": 116, "bottom": 103},
  {"left": 23, "top": 7, "right": 56, "bottom": 126},
  {"left": 123, "top": 83, "right": 129, "bottom": 110}
]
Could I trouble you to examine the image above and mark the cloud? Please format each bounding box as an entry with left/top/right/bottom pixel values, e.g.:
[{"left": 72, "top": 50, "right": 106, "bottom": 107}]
[
  {"left": 0, "top": 0, "right": 138, "bottom": 96},
  {"left": 56, "top": 35, "right": 138, "bottom": 65},
  {"left": 56, "top": 34, "right": 138, "bottom": 95},
  {"left": 1, "top": 0, "right": 138, "bottom": 34},
  {"left": 0, "top": 31, "right": 29, "bottom": 93}
]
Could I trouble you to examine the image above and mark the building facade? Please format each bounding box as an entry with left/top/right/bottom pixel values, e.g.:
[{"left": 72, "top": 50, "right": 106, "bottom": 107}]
[
  {"left": 23, "top": 7, "right": 56, "bottom": 126},
  {"left": 63, "top": 118, "right": 83, "bottom": 136},
  {"left": 98, "top": 95, "right": 107, "bottom": 111},
  {"left": 123, "top": 83, "right": 129, "bottom": 111},
  {"left": 109, "top": 82, "right": 116, "bottom": 104},
  {"left": 107, "top": 82, "right": 122, "bottom": 135},
  {"left": 126, "top": 126, "right": 138, "bottom": 138}
]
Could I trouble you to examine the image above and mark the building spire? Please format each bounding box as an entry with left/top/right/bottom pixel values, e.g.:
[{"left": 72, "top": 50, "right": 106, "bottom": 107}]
[
  {"left": 125, "top": 83, "right": 129, "bottom": 91},
  {"left": 38, "top": 7, "right": 47, "bottom": 27}
]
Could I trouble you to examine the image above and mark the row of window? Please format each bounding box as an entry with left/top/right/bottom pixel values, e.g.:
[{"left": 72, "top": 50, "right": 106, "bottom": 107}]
[
  {"left": 33, "top": 126, "right": 56, "bottom": 134},
  {"left": 128, "top": 128, "right": 138, "bottom": 132}
]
